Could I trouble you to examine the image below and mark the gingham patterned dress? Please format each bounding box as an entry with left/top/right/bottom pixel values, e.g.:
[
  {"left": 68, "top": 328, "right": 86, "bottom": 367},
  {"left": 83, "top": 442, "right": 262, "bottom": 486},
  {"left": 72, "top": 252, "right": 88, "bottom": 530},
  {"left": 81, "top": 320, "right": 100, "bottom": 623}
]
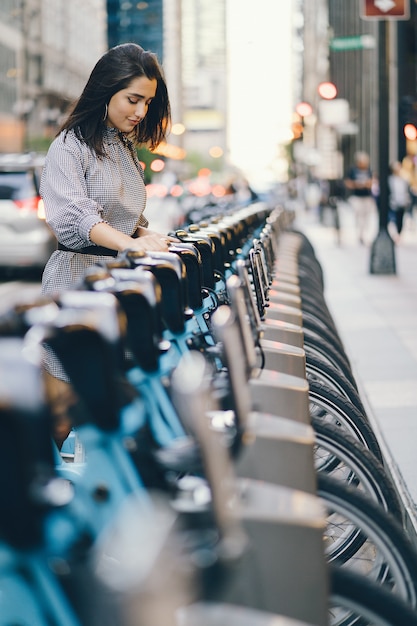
[{"left": 40, "top": 126, "right": 149, "bottom": 379}]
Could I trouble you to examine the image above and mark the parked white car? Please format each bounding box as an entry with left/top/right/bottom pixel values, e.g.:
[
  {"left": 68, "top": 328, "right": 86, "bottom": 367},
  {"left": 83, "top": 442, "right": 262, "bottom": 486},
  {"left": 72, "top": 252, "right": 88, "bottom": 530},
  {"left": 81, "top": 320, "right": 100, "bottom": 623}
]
[{"left": 0, "top": 153, "right": 55, "bottom": 275}]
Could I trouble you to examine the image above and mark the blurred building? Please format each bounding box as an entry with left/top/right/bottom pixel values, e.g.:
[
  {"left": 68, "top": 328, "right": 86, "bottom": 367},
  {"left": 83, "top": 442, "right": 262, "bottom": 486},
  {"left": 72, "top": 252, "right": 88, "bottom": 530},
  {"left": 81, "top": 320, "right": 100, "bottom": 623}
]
[
  {"left": 107, "top": 0, "right": 163, "bottom": 61},
  {"left": 0, "top": 0, "right": 107, "bottom": 153},
  {"left": 327, "top": 0, "right": 379, "bottom": 176},
  {"left": 180, "top": 0, "right": 227, "bottom": 166},
  {"left": 297, "top": 0, "right": 417, "bottom": 183},
  {"left": 107, "top": 0, "right": 227, "bottom": 175},
  {"left": 397, "top": 7, "right": 417, "bottom": 161},
  {"left": 296, "top": 0, "right": 378, "bottom": 181}
]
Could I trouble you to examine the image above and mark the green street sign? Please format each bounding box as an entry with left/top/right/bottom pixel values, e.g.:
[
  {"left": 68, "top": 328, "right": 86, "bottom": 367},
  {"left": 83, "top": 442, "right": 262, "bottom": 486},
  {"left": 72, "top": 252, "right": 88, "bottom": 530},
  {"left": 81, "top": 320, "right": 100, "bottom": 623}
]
[{"left": 330, "top": 34, "right": 376, "bottom": 50}]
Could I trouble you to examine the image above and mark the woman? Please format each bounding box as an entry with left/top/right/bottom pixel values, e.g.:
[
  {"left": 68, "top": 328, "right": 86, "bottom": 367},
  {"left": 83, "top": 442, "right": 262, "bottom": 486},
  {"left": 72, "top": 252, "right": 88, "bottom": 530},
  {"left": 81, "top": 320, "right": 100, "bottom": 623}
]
[{"left": 40, "top": 43, "right": 173, "bottom": 447}]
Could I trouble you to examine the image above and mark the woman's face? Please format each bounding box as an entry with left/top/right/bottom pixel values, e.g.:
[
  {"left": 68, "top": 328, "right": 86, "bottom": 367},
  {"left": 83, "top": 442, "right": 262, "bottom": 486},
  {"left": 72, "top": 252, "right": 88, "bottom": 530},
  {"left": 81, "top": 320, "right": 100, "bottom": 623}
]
[{"left": 107, "top": 76, "right": 157, "bottom": 134}]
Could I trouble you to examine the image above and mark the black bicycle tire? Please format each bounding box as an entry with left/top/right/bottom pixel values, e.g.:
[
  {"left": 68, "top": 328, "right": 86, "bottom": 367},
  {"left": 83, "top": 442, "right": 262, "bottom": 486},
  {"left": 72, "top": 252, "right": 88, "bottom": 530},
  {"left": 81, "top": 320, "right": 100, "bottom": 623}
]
[
  {"left": 297, "top": 261, "right": 325, "bottom": 290},
  {"left": 303, "top": 326, "right": 352, "bottom": 372},
  {"left": 305, "top": 353, "right": 367, "bottom": 417},
  {"left": 302, "top": 297, "right": 337, "bottom": 332},
  {"left": 329, "top": 564, "right": 417, "bottom": 626},
  {"left": 297, "top": 249, "right": 325, "bottom": 286},
  {"left": 313, "top": 419, "right": 403, "bottom": 522},
  {"left": 309, "top": 381, "right": 382, "bottom": 462},
  {"left": 302, "top": 310, "right": 347, "bottom": 358},
  {"left": 300, "top": 290, "right": 340, "bottom": 332},
  {"left": 295, "top": 252, "right": 324, "bottom": 279},
  {"left": 318, "top": 473, "right": 417, "bottom": 606},
  {"left": 304, "top": 332, "right": 358, "bottom": 392},
  {"left": 301, "top": 299, "right": 344, "bottom": 350},
  {"left": 298, "top": 267, "right": 324, "bottom": 294},
  {"left": 294, "top": 228, "right": 322, "bottom": 261}
]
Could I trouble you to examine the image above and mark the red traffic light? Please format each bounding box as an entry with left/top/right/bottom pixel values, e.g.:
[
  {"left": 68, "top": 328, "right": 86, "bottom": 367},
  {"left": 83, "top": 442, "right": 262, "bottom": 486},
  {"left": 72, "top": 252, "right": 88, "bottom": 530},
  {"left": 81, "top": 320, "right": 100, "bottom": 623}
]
[
  {"left": 295, "top": 102, "right": 313, "bottom": 118},
  {"left": 404, "top": 124, "right": 417, "bottom": 141},
  {"left": 318, "top": 82, "right": 337, "bottom": 100}
]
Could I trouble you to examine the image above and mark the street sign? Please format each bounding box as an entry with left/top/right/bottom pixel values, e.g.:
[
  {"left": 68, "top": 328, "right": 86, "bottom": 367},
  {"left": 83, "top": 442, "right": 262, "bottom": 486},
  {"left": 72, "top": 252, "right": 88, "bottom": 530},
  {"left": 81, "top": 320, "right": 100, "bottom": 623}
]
[
  {"left": 330, "top": 34, "right": 376, "bottom": 50},
  {"left": 318, "top": 99, "right": 350, "bottom": 126},
  {"left": 361, "top": 0, "right": 410, "bottom": 19}
]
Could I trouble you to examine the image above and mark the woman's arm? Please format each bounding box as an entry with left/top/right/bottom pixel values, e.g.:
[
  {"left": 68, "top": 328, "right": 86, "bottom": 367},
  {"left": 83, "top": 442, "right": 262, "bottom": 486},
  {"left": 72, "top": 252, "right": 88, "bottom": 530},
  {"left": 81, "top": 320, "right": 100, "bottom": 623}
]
[
  {"left": 90, "top": 221, "right": 170, "bottom": 252},
  {"left": 43, "top": 134, "right": 172, "bottom": 253}
]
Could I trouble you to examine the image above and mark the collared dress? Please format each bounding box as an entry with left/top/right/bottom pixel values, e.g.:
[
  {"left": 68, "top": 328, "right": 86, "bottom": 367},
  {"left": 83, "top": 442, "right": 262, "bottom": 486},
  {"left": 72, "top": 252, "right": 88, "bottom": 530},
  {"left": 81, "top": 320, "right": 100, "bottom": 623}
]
[
  {"left": 40, "top": 126, "right": 149, "bottom": 379},
  {"left": 41, "top": 126, "right": 148, "bottom": 295}
]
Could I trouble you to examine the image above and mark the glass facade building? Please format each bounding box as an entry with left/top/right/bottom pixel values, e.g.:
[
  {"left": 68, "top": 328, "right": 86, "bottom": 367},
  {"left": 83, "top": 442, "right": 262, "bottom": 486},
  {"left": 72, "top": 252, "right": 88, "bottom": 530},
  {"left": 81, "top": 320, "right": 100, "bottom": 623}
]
[{"left": 107, "top": 0, "right": 164, "bottom": 62}]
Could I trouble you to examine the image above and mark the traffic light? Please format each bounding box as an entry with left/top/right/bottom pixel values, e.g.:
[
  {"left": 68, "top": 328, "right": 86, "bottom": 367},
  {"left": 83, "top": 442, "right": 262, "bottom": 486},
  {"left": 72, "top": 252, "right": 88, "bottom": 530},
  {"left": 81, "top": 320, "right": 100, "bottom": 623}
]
[
  {"left": 318, "top": 82, "right": 337, "bottom": 100},
  {"left": 295, "top": 102, "right": 313, "bottom": 117},
  {"left": 404, "top": 123, "right": 417, "bottom": 141}
]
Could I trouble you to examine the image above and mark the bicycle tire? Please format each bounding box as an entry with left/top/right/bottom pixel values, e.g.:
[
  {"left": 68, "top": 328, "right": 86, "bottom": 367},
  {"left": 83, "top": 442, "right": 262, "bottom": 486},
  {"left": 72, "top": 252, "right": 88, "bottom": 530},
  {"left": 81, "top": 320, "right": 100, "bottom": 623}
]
[
  {"left": 302, "top": 311, "right": 347, "bottom": 361},
  {"left": 300, "top": 291, "right": 340, "bottom": 335},
  {"left": 304, "top": 332, "right": 358, "bottom": 392},
  {"left": 298, "top": 263, "right": 325, "bottom": 291},
  {"left": 313, "top": 419, "right": 403, "bottom": 522},
  {"left": 309, "top": 381, "right": 382, "bottom": 462},
  {"left": 305, "top": 353, "right": 367, "bottom": 417},
  {"left": 329, "top": 563, "right": 417, "bottom": 626},
  {"left": 295, "top": 228, "right": 322, "bottom": 261},
  {"left": 298, "top": 268, "right": 324, "bottom": 295},
  {"left": 296, "top": 250, "right": 325, "bottom": 288},
  {"left": 302, "top": 297, "right": 337, "bottom": 333},
  {"left": 318, "top": 473, "right": 417, "bottom": 607},
  {"left": 300, "top": 285, "right": 337, "bottom": 332}
]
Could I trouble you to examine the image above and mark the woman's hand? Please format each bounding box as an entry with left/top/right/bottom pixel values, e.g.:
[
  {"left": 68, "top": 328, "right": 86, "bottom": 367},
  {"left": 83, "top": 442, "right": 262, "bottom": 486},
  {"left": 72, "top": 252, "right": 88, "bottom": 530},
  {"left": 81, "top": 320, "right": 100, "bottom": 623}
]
[
  {"left": 131, "top": 226, "right": 179, "bottom": 252},
  {"left": 90, "top": 221, "right": 178, "bottom": 254},
  {"left": 128, "top": 232, "right": 171, "bottom": 252}
]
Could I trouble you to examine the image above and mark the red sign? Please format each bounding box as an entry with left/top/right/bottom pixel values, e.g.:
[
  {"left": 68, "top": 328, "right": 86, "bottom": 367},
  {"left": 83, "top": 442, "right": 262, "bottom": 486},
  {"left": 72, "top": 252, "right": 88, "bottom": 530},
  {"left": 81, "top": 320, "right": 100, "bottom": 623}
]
[{"left": 361, "top": 0, "right": 410, "bottom": 19}]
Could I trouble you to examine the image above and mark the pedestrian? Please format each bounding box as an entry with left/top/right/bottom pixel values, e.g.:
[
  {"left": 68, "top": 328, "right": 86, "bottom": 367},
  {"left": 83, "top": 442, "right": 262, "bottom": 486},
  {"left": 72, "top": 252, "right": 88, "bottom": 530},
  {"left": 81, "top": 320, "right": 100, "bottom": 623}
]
[
  {"left": 40, "top": 42, "right": 174, "bottom": 448},
  {"left": 326, "top": 178, "right": 344, "bottom": 246},
  {"left": 344, "top": 151, "right": 377, "bottom": 245},
  {"left": 388, "top": 161, "right": 411, "bottom": 240},
  {"left": 401, "top": 154, "right": 417, "bottom": 225}
]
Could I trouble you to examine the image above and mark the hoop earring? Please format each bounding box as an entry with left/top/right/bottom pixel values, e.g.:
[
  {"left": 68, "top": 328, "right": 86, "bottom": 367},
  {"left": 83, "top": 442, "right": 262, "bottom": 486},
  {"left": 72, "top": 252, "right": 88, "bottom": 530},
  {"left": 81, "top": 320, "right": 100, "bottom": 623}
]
[{"left": 102, "top": 103, "right": 108, "bottom": 122}]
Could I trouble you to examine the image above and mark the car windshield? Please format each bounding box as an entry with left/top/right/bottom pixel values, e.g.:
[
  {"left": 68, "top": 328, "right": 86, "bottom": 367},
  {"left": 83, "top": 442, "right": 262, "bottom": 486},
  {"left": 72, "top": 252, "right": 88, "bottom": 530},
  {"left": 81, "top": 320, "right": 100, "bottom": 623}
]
[{"left": 0, "top": 171, "right": 37, "bottom": 201}]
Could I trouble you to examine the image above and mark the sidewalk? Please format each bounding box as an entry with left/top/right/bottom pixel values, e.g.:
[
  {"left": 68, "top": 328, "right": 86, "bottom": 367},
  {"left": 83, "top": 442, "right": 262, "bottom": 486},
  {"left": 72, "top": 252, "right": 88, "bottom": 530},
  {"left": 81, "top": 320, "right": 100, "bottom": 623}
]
[{"left": 293, "top": 202, "right": 417, "bottom": 536}]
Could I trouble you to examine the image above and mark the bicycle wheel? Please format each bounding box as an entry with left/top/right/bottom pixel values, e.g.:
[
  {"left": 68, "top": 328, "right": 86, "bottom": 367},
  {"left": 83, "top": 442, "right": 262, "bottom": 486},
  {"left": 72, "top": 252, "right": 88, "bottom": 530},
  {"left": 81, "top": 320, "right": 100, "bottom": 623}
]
[
  {"left": 305, "top": 353, "right": 367, "bottom": 417},
  {"left": 304, "top": 332, "right": 358, "bottom": 392},
  {"left": 317, "top": 473, "right": 417, "bottom": 607},
  {"left": 300, "top": 292, "right": 341, "bottom": 337},
  {"left": 313, "top": 419, "right": 402, "bottom": 522},
  {"left": 302, "top": 310, "right": 346, "bottom": 357},
  {"left": 329, "top": 564, "right": 417, "bottom": 626},
  {"left": 309, "top": 381, "right": 382, "bottom": 462}
]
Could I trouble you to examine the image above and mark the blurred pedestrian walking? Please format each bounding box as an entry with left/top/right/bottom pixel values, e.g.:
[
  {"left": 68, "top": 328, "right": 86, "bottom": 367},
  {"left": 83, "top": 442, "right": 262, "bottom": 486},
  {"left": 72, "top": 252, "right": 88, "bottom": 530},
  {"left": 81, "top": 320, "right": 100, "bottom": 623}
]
[
  {"left": 388, "top": 161, "right": 411, "bottom": 241},
  {"left": 401, "top": 154, "right": 417, "bottom": 226},
  {"left": 344, "top": 151, "right": 377, "bottom": 245}
]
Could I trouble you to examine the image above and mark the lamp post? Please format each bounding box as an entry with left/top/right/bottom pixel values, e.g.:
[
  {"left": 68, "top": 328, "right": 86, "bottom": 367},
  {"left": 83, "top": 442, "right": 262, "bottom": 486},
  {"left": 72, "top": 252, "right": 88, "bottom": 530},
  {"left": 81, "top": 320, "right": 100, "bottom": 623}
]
[{"left": 369, "top": 19, "right": 396, "bottom": 274}]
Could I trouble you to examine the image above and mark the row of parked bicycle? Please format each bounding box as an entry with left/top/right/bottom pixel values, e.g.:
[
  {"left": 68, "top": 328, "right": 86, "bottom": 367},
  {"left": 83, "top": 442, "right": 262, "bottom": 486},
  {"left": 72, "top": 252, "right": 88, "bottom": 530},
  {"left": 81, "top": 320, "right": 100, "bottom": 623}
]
[{"left": 1, "top": 199, "right": 417, "bottom": 625}]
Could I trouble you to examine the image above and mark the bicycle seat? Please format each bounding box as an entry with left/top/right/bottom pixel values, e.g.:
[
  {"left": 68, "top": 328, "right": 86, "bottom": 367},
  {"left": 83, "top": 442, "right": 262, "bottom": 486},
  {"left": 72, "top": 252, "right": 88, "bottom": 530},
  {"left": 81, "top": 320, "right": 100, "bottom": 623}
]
[
  {"left": 189, "top": 224, "right": 226, "bottom": 276},
  {"left": 147, "top": 250, "right": 194, "bottom": 319},
  {"left": 123, "top": 251, "right": 188, "bottom": 334},
  {"left": 173, "top": 230, "right": 216, "bottom": 290},
  {"left": 168, "top": 242, "right": 204, "bottom": 310}
]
